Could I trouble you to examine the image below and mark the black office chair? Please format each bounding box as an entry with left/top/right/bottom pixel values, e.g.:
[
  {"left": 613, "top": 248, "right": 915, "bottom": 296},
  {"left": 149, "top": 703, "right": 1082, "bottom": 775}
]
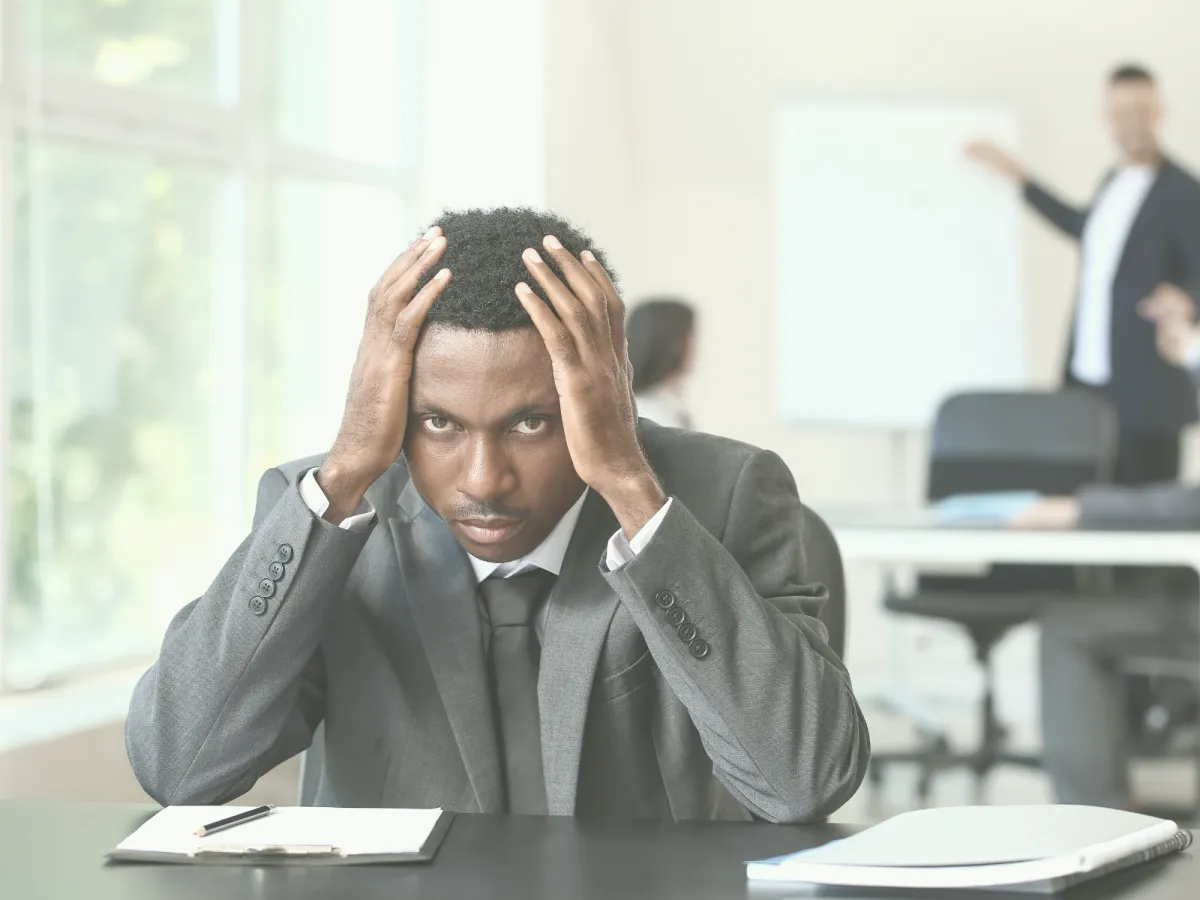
[
  {"left": 869, "top": 390, "right": 1118, "bottom": 806},
  {"left": 804, "top": 506, "right": 847, "bottom": 660}
]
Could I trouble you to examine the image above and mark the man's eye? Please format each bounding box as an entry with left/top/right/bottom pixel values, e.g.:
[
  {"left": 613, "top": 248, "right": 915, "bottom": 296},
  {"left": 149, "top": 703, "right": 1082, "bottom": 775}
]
[
  {"left": 513, "top": 417, "right": 546, "bottom": 435},
  {"left": 424, "top": 416, "right": 452, "bottom": 432}
]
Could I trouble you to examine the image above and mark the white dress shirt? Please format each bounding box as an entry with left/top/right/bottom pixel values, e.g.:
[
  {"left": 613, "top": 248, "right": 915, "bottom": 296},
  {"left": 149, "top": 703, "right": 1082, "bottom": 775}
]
[
  {"left": 1071, "top": 165, "right": 1156, "bottom": 385},
  {"left": 298, "top": 470, "right": 671, "bottom": 577}
]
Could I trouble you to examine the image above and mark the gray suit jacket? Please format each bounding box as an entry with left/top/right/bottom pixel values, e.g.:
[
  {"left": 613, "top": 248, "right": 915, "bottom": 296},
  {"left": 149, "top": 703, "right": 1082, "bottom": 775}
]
[{"left": 126, "top": 422, "right": 870, "bottom": 822}]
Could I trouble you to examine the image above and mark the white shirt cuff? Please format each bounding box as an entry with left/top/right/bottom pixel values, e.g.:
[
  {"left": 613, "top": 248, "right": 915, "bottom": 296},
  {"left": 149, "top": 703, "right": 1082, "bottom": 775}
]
[
  {"left": 604, "top": 498, "right": 673, "bottom": 570},
  {"left": 299, "top": 468, "right": 376, "bottom": 532}
]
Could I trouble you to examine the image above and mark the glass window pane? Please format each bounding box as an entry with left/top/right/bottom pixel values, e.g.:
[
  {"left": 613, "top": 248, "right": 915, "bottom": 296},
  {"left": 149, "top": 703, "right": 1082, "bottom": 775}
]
[
  {"left": 271, "top": 0, "right": 411, "bottom": 164},
  {"left": 29, "top": 0, "right": 234, "bottom": 100},
  {"left": 245, "top": 180, "right": 408, "bottom": 493},
  {"left": 6, "top": 138, "right": 238, "bottom": 687}
]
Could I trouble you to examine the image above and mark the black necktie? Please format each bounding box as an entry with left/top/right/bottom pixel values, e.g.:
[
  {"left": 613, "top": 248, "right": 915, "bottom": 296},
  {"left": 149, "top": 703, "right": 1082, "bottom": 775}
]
[{"left": 478, "top": 568, "right": 556, "bottom": 814}]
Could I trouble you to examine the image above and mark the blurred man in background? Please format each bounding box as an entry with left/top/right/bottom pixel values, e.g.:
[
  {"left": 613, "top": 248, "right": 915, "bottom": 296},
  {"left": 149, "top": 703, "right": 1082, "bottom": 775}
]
[
  {"left": 1013, "top": 307, "right": 1200, "bottom": 809},
  {"left": 969, "top": 64, "right": 1200, "bottom": 485},
  {"left": 627, "top": 297, "right": 697, "bottom": 429}
]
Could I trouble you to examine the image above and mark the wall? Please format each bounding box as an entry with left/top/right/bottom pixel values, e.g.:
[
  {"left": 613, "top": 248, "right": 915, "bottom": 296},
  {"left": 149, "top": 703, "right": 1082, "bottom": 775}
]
[
  {"left": 614, "top": 0, "right": 1200, "bottom": 502},
  {"left": 542, "top": 0, "right": 1200, "bottom": 715},
  {"left": 417, "top": 0, "right": 547, "bottom": 217}
]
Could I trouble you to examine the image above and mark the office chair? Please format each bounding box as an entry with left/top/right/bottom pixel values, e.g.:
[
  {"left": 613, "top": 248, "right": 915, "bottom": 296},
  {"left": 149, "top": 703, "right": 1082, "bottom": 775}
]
[
  {"left": 299, "top": 723, "right": 325, "bottom": 805},
  {"left": 804, "top": 506, "right": 847, "bottom": 660},
  {"left": 869, "top": 390, "right": 1118, "bottom": 806}
]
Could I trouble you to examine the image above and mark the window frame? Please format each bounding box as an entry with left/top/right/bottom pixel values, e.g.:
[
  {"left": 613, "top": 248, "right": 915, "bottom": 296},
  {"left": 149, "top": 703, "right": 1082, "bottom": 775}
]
[{"left": 0, "top": 0, "right": 420, "bottom": 690}]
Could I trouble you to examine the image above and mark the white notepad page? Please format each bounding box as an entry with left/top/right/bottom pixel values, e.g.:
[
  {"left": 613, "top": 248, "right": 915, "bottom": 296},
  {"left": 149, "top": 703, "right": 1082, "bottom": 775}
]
[{"left": 117, "top": 806, "right": 444, "bottom": 857}]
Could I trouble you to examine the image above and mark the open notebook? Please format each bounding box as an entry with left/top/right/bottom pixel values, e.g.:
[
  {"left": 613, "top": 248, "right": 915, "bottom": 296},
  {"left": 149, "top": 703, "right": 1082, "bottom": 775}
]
[
  {"left": 110, "top": 806, "right": 454, "bottom": 865},
  {"left": 747, "top": 806, "right": 1192, "bottom": 893}
]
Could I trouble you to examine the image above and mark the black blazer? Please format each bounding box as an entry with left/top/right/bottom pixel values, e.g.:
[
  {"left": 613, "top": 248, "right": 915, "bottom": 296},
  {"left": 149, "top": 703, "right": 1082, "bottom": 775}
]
[{"left": 1025, "top": 157, "right": 1200, "bottom": 434}]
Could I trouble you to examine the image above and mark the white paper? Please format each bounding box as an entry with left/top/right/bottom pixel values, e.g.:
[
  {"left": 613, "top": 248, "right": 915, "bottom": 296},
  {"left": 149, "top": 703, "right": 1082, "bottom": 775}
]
[{"left": 116, "top": 806, "right": 444, "bottom": 858}]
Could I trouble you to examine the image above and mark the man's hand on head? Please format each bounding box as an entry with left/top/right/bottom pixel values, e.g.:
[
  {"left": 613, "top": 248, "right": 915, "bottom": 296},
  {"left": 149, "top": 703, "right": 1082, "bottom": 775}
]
[
  {"left": 318, "top": 227, "right": 452, "bottom": 524},
  {"left": 515, "top": 236, "right": 666, "bottom": 540},
  {"left": 1008, "top": 497, "right": 1081, "bottom": 530}
]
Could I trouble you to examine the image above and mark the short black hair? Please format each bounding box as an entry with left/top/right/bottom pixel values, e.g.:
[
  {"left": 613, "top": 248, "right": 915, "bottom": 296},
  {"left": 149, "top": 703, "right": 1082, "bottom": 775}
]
[
  {"left": 419, "top": 207, "right": 616, "bottom": 330},
  {"left": 627, "top": 297, "right": 696, "bottom": 393},
  {"left": 1109, "top": 63, "right": 1156, "bottom": 86}
]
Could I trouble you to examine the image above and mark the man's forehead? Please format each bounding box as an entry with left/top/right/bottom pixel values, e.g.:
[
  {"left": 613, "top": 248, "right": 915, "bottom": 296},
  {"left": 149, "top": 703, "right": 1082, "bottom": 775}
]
[{"left": 410, "top": 324, "right": 557, "bottom": 412}]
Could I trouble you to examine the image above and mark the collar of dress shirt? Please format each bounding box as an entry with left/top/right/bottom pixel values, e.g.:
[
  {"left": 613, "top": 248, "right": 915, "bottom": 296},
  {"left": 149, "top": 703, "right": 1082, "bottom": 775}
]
[{"left": 466, "top": 488, "right": 589, "bottom": 582}]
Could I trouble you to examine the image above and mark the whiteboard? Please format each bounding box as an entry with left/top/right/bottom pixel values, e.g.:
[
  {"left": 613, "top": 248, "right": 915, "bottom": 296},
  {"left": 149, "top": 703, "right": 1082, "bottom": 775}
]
[{"left": 775, "top": 100, "right": 1025, "bottom": 429}]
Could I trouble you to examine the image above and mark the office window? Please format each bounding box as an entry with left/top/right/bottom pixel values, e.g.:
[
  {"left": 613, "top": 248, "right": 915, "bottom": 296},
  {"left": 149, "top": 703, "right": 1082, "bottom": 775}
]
[
  {"left": 1, "top": 1, "right": 417, "bottom": 689},
  {"left": 33, "top": 0, "right": 233, "bottom": 99},
  {"left": 271, "top": 0, "right": 411, "bottom": 164}
]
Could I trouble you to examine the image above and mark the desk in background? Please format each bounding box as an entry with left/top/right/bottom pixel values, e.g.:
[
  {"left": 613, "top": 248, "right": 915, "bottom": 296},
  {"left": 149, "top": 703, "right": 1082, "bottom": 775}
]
[
  {"left": 2, "top": 801, "right": 1197, "bottom": 900},
  {"left": 825, "top": 506, "right": 1200, "bottom": 573},
  {"left": 823, "top": 506, "right": 1200, "bottom": 752}
]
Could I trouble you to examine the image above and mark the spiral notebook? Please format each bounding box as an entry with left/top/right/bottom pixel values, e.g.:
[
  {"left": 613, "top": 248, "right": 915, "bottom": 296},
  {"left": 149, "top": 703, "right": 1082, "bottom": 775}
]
[{"left": 747, "top": 805, "right": 1192, "bottom": 893}]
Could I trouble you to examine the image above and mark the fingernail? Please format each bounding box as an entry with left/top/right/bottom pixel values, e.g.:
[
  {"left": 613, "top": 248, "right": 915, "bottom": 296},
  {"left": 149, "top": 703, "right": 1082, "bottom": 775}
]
[
  {"left": 543, "top": 235, "right": 562, "bottom": 250},
  {"left": 523, "top": 248, "right": 543, "bottom": 264},
  {"left": 424, "top": 226, "right": 440, "bottom": 239},
  {"left": 516, "top": 282, "right": 533, "bottom": 294},
  {"left": 436, "top": 268, "right": 451, "bottom": 281},
  {"left": 581, "top": 250, "right": 595, "bottom": 262}
]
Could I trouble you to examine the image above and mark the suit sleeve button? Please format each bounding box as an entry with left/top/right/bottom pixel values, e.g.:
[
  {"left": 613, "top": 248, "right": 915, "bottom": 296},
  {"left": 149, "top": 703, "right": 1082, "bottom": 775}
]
[
  {"left": 677, "top": 622, "right": 698, "bottom": 643},
  {"left": 258, "top": 578, "right": 276, "bottom": 598},
  {"left": 654, "top": 589, "right": 676, "bottom": 610},
  {"left": 277, "top": 544, "right": 294, "bottom": 563},
  {"left": 666, "top": 607, "right": 686, "bottom": 627},
  {"left": 688, "top": 638, "right": 710, "bottom": 659},
  {"left": 249, "top": 596, "right": 268, "bottom": 616},
  {"left": 268, "top": 561, "right": 285, "bottom": 581}
]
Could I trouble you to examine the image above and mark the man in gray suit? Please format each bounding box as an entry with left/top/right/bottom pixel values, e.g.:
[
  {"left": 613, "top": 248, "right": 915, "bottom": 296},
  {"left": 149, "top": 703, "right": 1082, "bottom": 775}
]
[
  {"left": 126, "top": 207, "right": 869, "bottom": 822},
  {"left": 1013, "top": 305, "right": 1200, "bottom": 809}
]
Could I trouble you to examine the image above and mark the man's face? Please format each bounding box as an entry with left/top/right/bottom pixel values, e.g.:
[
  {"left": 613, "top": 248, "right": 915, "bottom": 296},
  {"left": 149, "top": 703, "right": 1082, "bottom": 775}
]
[
  {"left": 405, "top": 324, "right": 586, "bottom": 563},
  {"left": 1105, "top": 80, "right": 1162, "bottom": 160}
]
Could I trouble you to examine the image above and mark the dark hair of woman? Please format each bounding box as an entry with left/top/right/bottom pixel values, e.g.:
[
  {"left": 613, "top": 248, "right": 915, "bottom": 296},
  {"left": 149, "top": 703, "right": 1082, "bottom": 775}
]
[{"left": 626, "top": 298, "right": 696, "bottom": 393}]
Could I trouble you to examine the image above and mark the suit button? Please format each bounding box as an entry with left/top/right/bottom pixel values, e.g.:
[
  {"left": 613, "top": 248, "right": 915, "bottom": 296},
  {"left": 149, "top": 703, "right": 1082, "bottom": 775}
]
[
  {"left": 666, "top": 607, "right": 686, "bottom": 627},
  {"left": 654, "top": 589, "right": 675, "bottom": 610},
  {"left": 277, "top": 544, "right": 294, "bottom": 563},
  {"left": 258, "top": 578, "right": 277, "bottom": 598},
  {"left": 677, "top": 622, "right": 698, "bottom": 643},
  {"left": 268, "top": 561, "right": 286, "bottom": 581},
  {"left": 689, "top": 638, "right": 710, "bottom": 659},
  {"left": 249, "top": 596, "right": 268, "bottom": 616}
]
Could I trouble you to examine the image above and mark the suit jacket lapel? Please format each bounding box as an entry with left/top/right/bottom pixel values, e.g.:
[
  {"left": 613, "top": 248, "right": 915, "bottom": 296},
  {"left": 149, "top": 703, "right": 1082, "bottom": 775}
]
[
  {"left": 389, "top": 480, "right": 504, "bottom": 813},
  {"left": 538, "top": 490, "right": 622, "bottom": 815},
  {"left": 1116, "top": 161, "right": 1169, "bottom": 278}
]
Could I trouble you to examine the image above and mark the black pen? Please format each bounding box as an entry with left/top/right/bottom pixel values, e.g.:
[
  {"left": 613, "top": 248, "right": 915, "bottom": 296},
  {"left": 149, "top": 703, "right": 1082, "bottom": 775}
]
[{"left": 195, "top": 804, "right": 276, "bottom": 837}]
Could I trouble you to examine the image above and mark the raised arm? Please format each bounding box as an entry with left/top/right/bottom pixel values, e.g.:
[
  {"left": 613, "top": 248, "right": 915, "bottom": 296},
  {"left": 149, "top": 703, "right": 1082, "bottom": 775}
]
[
  {"left": 126, "top": 227, "right": 454, "bottom": 805},
  {"left": 966, "top": 140, "right": 1088, "bottom": 239},
  {"left": 604, "top": 450, "right": 870, "bottom": 823}
]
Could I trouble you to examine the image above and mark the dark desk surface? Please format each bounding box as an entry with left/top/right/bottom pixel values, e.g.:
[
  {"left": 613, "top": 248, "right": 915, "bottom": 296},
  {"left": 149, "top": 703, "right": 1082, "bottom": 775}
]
[{"left": 3, "top": 801, "right": 1196, "bottom": 900}]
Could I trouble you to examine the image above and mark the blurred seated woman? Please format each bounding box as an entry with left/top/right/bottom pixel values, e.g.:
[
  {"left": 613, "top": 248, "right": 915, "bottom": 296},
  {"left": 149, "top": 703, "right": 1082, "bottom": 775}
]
[{"left": 627, "top": 297, "right": 696, "bottom": 429}]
